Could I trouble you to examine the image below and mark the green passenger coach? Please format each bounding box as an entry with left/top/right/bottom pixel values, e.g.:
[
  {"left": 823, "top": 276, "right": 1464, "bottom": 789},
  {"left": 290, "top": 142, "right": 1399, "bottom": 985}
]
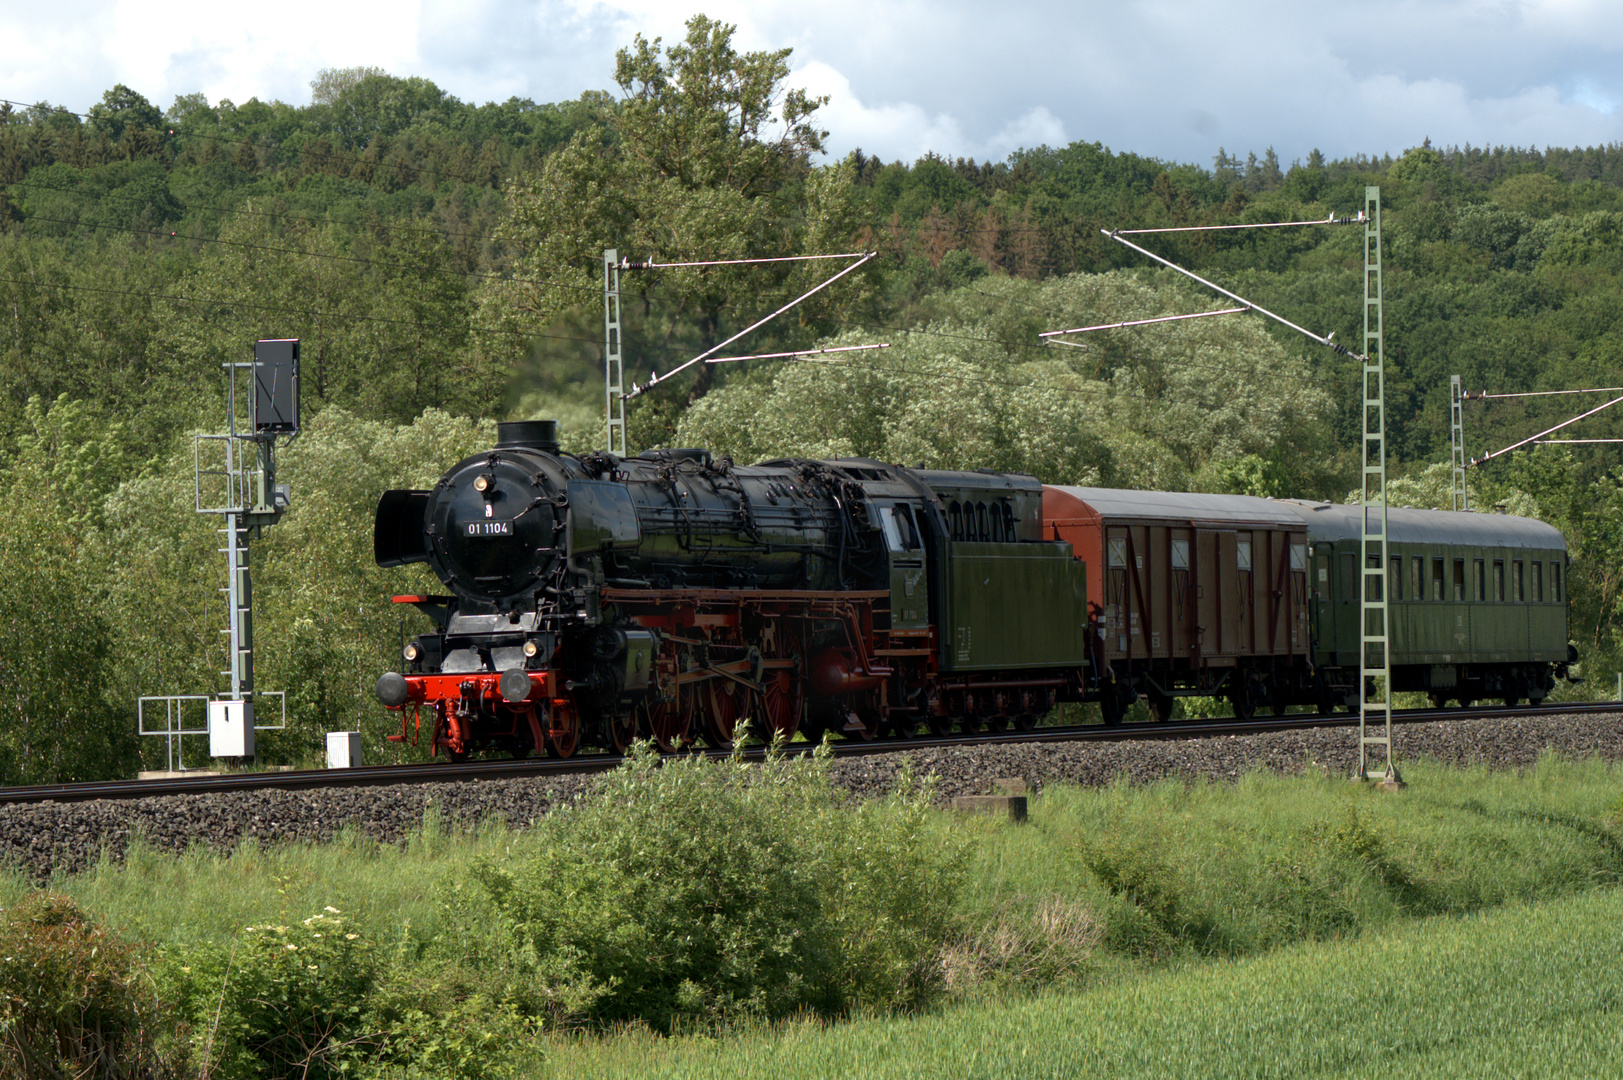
[{"left": 1279, "top": 501, "right": 1574, "bottom": 707}]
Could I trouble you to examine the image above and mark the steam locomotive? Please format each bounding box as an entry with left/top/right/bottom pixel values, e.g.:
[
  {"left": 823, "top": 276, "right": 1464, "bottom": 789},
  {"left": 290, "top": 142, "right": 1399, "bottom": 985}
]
[
  {"left": 371, "top": 421, "right": 1577, "bottom": 758},
  {"left": 372, "top": 420, "right": 1087, "bottom": 758}
]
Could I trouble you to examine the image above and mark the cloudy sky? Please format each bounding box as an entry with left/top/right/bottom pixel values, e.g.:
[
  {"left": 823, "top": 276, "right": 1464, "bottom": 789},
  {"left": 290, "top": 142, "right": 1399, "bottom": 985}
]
[{"left": 4, "top": 0, "right": 1623, "bottom": 170}]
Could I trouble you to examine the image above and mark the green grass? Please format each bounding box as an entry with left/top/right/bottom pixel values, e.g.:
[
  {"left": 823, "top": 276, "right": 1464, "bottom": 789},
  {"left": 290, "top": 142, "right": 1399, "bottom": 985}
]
[
  {"left": 534, "top": 884, "right": 1623, "bottom": 1079},
  {"left": 951, "top": 754, "right": 1623, "bottom": 962},
  {"left": 0, "top": 808, "right": 517, "bottom": 949},
  {"left": 2, "top": 752, "right": 1621, "bottom": 1077}
]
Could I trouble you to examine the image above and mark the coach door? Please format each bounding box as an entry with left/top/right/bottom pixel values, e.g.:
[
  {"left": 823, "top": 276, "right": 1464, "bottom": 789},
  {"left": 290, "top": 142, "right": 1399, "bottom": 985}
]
[{"left": 879, "top": 503, "right": 929, "bottom": 630}]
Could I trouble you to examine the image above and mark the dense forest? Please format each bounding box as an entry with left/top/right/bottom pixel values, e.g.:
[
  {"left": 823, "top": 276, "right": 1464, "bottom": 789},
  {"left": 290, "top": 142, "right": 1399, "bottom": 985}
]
[{"left": 3, "top": 15, "right": 1623, "bottom": 781}]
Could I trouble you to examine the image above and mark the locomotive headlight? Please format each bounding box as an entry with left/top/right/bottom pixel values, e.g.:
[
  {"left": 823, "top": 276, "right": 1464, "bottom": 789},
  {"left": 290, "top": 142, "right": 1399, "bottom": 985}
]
[
  {"left": 523, "top": 639, "right": 539, "bottom": 658},
  {"left": 403, "top": 642, "right": 420, "bottom": 662},
  {"left": 473, "top": 474, "right": 490, "bottom": 493}
]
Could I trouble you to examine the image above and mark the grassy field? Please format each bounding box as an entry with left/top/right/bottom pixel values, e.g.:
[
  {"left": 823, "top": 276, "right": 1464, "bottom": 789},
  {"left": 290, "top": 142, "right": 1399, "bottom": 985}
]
[
  {"left": 536, "top": 885, "right": 1623, "bottom": 1079},
  {"left": 2, "top": 751, "right": 1620, "bottom": 1077}
]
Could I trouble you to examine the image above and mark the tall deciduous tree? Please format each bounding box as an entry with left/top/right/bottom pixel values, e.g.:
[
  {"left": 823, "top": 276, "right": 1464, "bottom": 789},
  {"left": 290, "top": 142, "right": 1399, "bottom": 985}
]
[{"left": 489, "top": 14, "right": 866, "bottom": 409}]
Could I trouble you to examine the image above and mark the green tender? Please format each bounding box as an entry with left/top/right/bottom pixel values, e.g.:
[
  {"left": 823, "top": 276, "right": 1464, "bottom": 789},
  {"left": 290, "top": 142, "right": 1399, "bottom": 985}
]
[{"left": 940, "top": 541, "right": 1087, "bottom": 671}]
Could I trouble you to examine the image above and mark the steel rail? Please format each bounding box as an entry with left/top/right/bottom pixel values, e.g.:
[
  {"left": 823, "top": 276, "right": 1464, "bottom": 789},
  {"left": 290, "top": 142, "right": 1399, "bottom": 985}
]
[{"left": 3, "top": 701, "right": 1618, "bottom": 806}]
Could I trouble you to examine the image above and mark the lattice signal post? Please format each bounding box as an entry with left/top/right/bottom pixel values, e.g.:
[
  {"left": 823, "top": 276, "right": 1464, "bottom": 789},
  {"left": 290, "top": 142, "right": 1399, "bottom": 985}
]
[
  {"left": 603, "top": 250, "right": 628, "bottom": 457},
  {"left": 1360, "top": 189, "right": 1401, "bottom": 787},
  {"left": 1451, "top": 376, "right": 1468, "bottom": 512},
  {"left": 1096, "top": 193, "right": 1400, "bottom": 786},
  {"left": 141, "top": 340, "right": 294, "bottom": 766}
]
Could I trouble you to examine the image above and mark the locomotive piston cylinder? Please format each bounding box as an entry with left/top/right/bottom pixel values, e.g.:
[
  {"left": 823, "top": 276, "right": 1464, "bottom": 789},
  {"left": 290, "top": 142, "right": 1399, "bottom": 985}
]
[{"left": 808, "top": 648, "right": 887, "bottom": 695}]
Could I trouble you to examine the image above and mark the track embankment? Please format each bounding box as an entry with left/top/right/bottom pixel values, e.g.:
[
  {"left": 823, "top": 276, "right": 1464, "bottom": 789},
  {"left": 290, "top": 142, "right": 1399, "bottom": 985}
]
[{"left": 2, "top": 711, "right": 1619, "bottom": 881}]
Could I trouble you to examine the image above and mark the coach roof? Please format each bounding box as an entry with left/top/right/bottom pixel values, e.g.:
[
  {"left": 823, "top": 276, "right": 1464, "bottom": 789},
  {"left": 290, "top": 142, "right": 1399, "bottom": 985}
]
[
  {"left": 1045, "top": 487, "right": 1308, "bottom": 528},
  {"left": 1276, "top": 500, "right": 1568, "bottom": 550}
]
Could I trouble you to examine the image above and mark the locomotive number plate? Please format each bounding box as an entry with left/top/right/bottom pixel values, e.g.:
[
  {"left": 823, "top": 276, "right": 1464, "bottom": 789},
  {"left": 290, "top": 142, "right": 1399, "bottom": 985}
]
[{"left": 464, "top": 520, "right": 513, "bottom": 537}]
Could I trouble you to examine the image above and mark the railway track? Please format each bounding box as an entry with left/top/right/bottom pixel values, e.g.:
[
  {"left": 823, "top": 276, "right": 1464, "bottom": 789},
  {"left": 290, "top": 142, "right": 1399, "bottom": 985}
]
[{"left": 5, "top": 700, "right": 1620, "bottom": 807}]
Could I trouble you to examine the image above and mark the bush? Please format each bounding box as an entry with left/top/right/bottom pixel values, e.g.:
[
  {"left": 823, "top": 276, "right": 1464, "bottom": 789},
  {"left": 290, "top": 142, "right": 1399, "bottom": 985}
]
[
  {"left": 160, "top": 904, "right": 534, "bottom": 1080},
  {"left": 470, "top": 739, "right": 966, "bottom": 1031},
  {"left": 161, "top": 908, "right": 376, "bottom": 1080},
  {"left": 0, "top": 893, "right": 182, "bottom": 1079}
]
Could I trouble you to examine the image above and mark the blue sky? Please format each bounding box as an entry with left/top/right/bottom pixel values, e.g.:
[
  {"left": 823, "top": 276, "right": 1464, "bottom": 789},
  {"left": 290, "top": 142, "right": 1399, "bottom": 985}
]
[{"left": 4, "top": 0, "right": 1622, "bottom": 170}]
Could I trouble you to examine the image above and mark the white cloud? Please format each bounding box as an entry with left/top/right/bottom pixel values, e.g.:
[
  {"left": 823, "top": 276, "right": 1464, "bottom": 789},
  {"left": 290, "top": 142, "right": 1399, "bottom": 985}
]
[
  {"left": 793, "top": 61, "right": 965, "bottom": 163},
  {"left": 3, "top": 0, "right": 1623, "bottom": 166}
]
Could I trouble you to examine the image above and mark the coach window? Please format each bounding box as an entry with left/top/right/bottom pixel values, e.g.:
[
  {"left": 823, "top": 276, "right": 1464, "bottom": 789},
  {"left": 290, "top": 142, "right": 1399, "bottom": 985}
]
[
  {"left": 1237, "top": 538, "right": 1252, "bottom": 571},
  {"left": 1513, "top": 560, "right": 1525, "bottom": 602},
  {"left": 1411, "top": 556, "right": 1423, "bottom": 601},
  {"left": 1493, "top": 560, "right": 1505, "bottom": 602},
  {"left": 1364, "top": 553, "right": 1384, "bottom": 601},
  {"left": 1389, "top": 556, "right": 1402, "bottom": 600},
  {"left": 1340, "top": 553, "right": 1357, "bottom": 601},
  {"left": 1431, "top": 557, "right": 1445, "bottom": 601},
  {"left": 1171, "top": 539, "right": 1190, "bottom": 569},
  {"left": 1452, "top": 558, "right": 1465, "bottom": 601},
  {"left": 1108, "top": 538, "right": 1128, "bottom": 568},
  {"left": 948, "top": 501, "right": 963, "bottom": 541},
  {"left": 1473, "top": 559, "right": 1486, "bottom": 602},
  {"left": 1554, "top": 561, "right": 1564, "bottom": 601},
  {"left": 976, "top": 502, "right": 990, "bottom": 542},
  {"left": 1533, "top": 561, "right": 1544, "bottom": 602}
]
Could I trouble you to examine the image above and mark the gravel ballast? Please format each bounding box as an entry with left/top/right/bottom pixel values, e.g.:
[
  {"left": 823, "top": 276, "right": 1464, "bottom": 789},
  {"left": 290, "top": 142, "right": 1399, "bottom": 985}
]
[{"left": 2, "top": 712, "right": 1619, "bottom": 881}]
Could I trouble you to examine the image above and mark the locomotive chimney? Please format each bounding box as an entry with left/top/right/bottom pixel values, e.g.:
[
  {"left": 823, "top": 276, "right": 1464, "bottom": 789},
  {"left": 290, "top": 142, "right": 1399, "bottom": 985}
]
[{"left": 497, "top": 419, "right": 561, "bottom": 454}]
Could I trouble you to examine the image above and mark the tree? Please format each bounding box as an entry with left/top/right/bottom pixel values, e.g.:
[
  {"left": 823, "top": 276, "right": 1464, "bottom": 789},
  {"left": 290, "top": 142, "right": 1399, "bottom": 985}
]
[
  {"left": 0, "top": 399, "right": 135, "bottom": 783},
  {"left": 489, "top": 14, "right": 866, "bottom": 409},
  {"left": 309, "top": 66, "right": 389, "bottom": 106},
  {"left": 677, "top": 272, "right": 1333, "bottom": 492},
  {"left": 86, "top": 84, "right": 162, "bottom": 143}
]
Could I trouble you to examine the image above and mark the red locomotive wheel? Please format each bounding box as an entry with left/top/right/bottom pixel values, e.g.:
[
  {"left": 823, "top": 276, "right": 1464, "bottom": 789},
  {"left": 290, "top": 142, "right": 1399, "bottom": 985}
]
[
  {"left": 604, "top": 709, "right": 638, "bottom": 754},
  {"left": 641, "top": 688, "right": 695, "bottom": 753},
  {"left": 759, "top": 667, "right": 803, "bottom": 743},
  {"left": 547, "top": 700, "right": 580, "bottom": 758},
  {"left": 840, "top": 692, "right": 883, "bottom": 741},
  {"left": 704, "top": 679, "right": 746, "bottom": 749},
  {"left": 757, "top": 625, "right": 804, "bottom": 744}
]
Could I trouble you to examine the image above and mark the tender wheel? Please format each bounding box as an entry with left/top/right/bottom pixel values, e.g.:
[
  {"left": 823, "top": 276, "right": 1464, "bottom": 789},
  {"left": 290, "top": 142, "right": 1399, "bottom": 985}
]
[{"left": 959, "top": 693, "right": 986, "bottom": 734}]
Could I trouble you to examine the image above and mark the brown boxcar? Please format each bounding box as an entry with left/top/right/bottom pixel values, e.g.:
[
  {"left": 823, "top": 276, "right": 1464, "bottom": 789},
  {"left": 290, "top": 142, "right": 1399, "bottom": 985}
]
[{"left": 1041, "top": 488, "right": 1312, "bottom": 722}]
